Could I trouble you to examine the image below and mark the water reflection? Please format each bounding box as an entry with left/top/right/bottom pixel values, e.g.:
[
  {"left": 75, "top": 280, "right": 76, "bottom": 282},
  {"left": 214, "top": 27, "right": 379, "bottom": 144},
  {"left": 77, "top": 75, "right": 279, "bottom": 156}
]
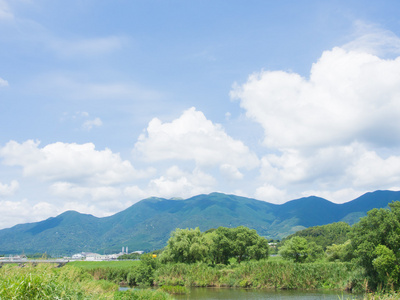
[{"left": 174, "top": 287, "right": 361, "bottom": 300}]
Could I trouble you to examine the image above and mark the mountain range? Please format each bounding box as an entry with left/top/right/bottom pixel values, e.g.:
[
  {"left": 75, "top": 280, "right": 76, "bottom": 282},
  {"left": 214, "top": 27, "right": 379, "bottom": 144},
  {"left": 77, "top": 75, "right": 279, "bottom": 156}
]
[{"left": 1, "top": 190, "right": 399, "bottom": 255}]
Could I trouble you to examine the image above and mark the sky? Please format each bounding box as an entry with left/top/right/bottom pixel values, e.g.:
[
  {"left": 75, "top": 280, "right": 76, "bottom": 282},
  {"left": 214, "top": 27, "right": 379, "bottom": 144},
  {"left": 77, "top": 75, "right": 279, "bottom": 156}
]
[{"left": 1, "top": 0, "right": 400, "bottom": 229}]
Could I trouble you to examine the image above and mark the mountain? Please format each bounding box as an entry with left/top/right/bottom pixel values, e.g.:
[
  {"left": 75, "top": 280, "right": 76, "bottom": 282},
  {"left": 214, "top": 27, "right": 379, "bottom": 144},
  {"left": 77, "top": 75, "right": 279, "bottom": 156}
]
[{"left": 0, "top": 190, "right": 399, "bottom": 255}]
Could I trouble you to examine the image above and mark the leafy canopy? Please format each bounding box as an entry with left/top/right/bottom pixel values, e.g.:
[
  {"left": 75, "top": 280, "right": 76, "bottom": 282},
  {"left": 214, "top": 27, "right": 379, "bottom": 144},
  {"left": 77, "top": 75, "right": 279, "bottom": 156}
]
[{"left": 160, "top": 226, "right": 269, "bottom": 264}]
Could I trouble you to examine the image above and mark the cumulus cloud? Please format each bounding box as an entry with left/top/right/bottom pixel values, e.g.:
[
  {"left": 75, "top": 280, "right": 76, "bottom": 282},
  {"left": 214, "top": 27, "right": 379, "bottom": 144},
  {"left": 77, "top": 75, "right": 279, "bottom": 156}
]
[
  {"left": 0, "top": 140, "right": 149, "bottom": 185},
  {"left": 0, "top": 77, "right": 8, "bottom": 87},
  {"left": 231, "top": 47, "right": 400, "bottom": 150},
  {"left": 220, "top": 164, "right": 243, "bottom": 180},
  {"left": 124, "top": 166, "right": 216, "bottom": 201},
  {"left": 0, "top": 180, "right": 19, "bottom": 197},
  {"left": 0, "top": 199, "right": 56, "bottom": 229},
  {"left": 50, "top": 182, "right": 121, "bottom": 200},
  {"left": 147, "top": 166, "right": 216, "bottom": 199},
  {"left": 134, "top": 107, "right": 259, "bottom": 170},
  {"left": 255, "top": 184, "right": 287, "bottom": 204},
  {"left": 232, "top": 30, "right": 400, "bottom": 203}
]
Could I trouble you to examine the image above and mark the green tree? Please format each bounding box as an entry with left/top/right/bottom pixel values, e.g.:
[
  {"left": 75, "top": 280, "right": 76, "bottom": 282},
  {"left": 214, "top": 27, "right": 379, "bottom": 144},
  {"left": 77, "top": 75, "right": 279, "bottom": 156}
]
[
  {"left": 325, "top": 240, "right": 353, "bottom": 262},
  {"left": 284, "top": 222, "right": 351, "bottom": 250},
  {"left": 373, "top": 245, "right": 399, "bottom": 288},
  {"left": 279, "top": 236, "right": 323, "bottom": 263},
  {"left": 160, "top": 227, "right": 208, "bottom": 263},
  {"left": 161, "top": 226, "right": 269, "bottom": 265},
  {"left": 204, "top": 226, "right": 269, "bottom": 264},
  {"left": 132, "top": 253, "right": 159, "bottom": 285},
  {"left": 350, "top": 201, "right": 400, "bottom": 289}
]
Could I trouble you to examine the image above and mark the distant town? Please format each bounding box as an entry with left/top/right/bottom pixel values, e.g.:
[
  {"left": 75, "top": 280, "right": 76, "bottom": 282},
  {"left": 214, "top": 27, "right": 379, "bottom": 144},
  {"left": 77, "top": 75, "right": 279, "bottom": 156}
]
[{"left": 0, "top": 247, "right": 144, "bottom": 262}]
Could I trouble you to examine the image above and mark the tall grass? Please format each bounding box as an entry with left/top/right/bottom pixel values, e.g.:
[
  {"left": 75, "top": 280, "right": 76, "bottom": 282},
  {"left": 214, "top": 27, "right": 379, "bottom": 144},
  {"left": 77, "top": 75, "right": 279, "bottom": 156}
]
[
  {"left": 0, "top": 263, "right": 118, "bottom": 299},
  {"left": 154, "top": 260, "right": 366, "bottom": 292},
  {"left": 67, "top": 261, "right": 140, "bottom": 286}
]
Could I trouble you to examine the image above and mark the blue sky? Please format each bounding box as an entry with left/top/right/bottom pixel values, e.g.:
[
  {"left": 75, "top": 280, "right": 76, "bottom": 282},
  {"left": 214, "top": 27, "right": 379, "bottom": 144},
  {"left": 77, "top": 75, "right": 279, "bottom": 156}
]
[{"left": 1, "top": 0, "right": 400, "bottom": 229}]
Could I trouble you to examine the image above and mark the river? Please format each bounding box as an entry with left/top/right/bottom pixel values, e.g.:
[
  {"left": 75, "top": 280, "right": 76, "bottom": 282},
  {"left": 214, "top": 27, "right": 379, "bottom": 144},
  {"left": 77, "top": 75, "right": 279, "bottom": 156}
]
[{"left": 174, "top": 287, "right": 362, "bottom": 299}]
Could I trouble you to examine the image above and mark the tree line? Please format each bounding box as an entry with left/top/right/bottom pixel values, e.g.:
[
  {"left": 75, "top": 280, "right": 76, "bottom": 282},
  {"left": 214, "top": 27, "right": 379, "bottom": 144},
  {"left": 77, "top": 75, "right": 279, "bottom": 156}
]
[{"left": 157, "top": 200, "right": 400, "bottom": 291}]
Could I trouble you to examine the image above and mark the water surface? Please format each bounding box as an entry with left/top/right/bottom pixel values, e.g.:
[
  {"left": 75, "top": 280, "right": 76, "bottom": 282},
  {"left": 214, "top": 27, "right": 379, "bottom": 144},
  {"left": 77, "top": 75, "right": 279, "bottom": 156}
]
[{"left": 174, "top": 287, "right": 361, "bottom": 300}]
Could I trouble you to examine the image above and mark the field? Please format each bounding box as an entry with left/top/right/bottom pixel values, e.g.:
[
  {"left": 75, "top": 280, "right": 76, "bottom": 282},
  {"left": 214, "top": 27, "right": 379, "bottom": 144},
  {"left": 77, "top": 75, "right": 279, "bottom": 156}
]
[{"left": 68, "top": 260, "right": 140, "bottom": 269}]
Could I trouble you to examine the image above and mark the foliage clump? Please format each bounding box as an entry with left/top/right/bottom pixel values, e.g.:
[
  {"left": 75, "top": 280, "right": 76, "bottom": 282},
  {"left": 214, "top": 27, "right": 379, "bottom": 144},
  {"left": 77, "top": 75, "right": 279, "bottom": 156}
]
[
  {"left": 279, "top": 236, "right": 323, "bottom": 263},
  {"left": 159, "top": 226, "right": 269, "bottom": 265},
  {"left": 349, "top": 201, "right": 400, "bottom": 290}
]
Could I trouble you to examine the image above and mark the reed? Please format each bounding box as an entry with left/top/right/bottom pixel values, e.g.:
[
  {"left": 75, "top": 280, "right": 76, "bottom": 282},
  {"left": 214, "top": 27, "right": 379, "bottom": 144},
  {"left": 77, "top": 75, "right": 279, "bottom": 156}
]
[
  {"left": 0, "top": 263, "right": 119, "bottom": 299},
  {"left": 154, "top": 260, "right": 365, "bottom": 292}
]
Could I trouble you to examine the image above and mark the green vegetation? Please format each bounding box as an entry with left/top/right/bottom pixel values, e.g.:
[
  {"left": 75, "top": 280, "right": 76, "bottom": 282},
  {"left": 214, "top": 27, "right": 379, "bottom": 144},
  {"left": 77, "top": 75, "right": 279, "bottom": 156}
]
[
  {"left": 160, "top": 226, "right": 268, "bottom": 264},
  {"left": 5, "top": 200, "right": 400, "bottom": 299},
  {"left": 278, "top": 236, "right": 323, "bottom": 263},
  {"left": 114, "top": 289, "right": 174, "bottom": 300},
  {"left": 68, "top": 260, "right": 140, "bottom": 269},
  {"left": 282, "top": 222, "right": 351, "bottom": 250},
  {"left": 159, "top": 285, "right": 189, "bottom": 294},
  {"left": 0, "top": 263, "right": 118, "bottom": 299},
  {"left": 155, "top": 260, "right": 362, "bottom": 291},
  {"left": 349, "top": 201, "right": 400, "bottom": 290},
  {"left": 26, "top": 252, "right": 52, "bottom": 259},
  {"left": 118, "top": 253, "right": 141, "bottom": 260}
]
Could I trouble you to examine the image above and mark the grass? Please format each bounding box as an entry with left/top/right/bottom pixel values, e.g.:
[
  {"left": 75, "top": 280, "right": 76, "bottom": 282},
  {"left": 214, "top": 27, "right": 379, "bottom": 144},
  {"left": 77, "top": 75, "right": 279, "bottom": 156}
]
[
  {"left": 0, "top": 263, "right": 119, "bottom": 299},
  {"left": 114, "top": 289, "right": 174, "bottom": 300},
  {"left": 68, "top": 260, "right": 140, "bottom": 269},
  {"left": 154, "top": 260, "right": 365, "bottom": 291},
  {"left": 159, "top": 285, "right": 189, "bottom": 295},
  {"left": 0, "top": 263, "right": 175, "bottom": 300}
]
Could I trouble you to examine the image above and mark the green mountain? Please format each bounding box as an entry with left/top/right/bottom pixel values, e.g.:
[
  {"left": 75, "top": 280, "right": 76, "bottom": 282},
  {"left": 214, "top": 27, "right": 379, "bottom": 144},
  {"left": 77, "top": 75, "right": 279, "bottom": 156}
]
[{"left": 0, "top": 190, "right": 399, "bottom": 255}]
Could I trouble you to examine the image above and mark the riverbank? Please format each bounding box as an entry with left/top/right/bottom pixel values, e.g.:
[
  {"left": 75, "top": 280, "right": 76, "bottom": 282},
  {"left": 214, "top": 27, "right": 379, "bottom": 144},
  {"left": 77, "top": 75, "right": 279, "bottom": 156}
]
[{"left": 67, "top": 259, "right": 365, "bottom": 292}]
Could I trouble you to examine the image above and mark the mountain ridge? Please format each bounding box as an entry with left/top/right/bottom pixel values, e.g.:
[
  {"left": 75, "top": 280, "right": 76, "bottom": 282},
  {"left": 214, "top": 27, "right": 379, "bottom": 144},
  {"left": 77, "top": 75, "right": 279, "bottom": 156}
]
[{"left": 1, "top": 190, "right": 399, "bottom": 255}]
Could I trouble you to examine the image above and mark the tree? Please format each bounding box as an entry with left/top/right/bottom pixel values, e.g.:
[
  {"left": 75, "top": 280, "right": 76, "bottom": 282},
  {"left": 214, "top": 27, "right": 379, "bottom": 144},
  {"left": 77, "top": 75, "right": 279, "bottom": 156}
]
[
  {"left": 279, "top": 236, "right": 323, "bottom": 263},
  {"left": 325, "top": 240, "right": 353, "bottom": 262},
  {"left": 350, "top": 202, "right": 400, "bottom": 289},
  {"left": 373, "top": 245, "right": 399, "bottom": 288},
  {"left": 130, "top": 253, "right": 160, "bottom": 286},
  {"left": 204, "top": 226, "right": 269, "bottom": 264},
  {"left": 161, "top": 226, "right": 269, "bottom": 264},
  {"left": 283, "top": 222, "right": 351, "bottom": 250},
  {"left": 160, "top": 228, "right": 208, "bottom": 263}
]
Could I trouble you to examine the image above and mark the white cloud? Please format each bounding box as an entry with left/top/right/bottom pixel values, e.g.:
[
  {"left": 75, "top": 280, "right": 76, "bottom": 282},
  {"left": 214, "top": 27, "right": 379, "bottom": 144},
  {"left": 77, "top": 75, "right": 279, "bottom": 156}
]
[
  {"left": 348, "top": 148, "right": 400, "bottom": 189},
  {"left": 0, "top": 199, "right": 57, "bottom": 229},
  {"left": 0, "top": 180, "right": 19, "bottom": 196},
  {"left": 0, "top": 140, "right": 149, "bottom": 185},
  {"left": 123, "top": 185, "right": 149, "bottom": 201},
  {"left": 50, "top": 182, "right": 121, "bottom": 200},
  {"left": 124, "top": 166, "right": 217, "bottom": 200},
  {"left": 147, "top": 166, "right": 216, "bottom": 199},
  {"left": 231, "top": 30, "right": 400, "bottom": 203},
  {"left": 220, "top": 164, "right": 243, "bottom": 180},
  {"left": 300, "top": 188, "right": 363, "bottom": 204},
  {"left": 255, "top": 184, "right": 287, "bottom": 204},
  {"left": 231, "top": 47, "right": 400, "bottom": 150},
  {"left": 83, "top": 117, "right": 102, "bottom": 130},
  {"left": 344, "top": 21, "right": 400, "bottom": 57},
  {"left": 134, "top": 107, "right": 259, "bottom": 171},
  {"left": 0, "top": 77, "right": 9, "bottom": 87}
]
